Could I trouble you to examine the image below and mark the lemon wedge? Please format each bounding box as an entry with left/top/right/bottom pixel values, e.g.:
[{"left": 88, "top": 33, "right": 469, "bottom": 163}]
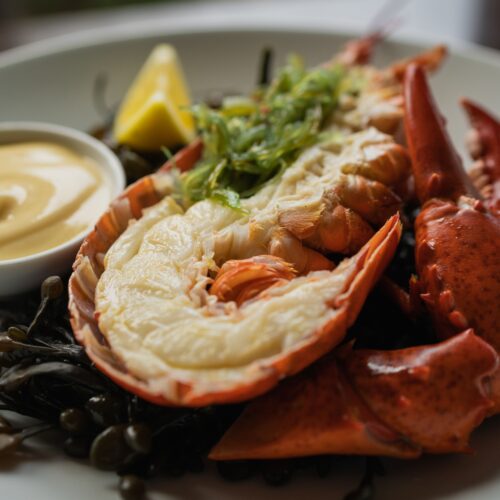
[{"left": 113, "top": 44, "right": 195, "bottom": 151}]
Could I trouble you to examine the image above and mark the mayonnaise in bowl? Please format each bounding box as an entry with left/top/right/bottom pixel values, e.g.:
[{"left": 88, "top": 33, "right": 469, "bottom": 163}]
[{"left": 0, "top": 122, "right": 125, "bottom": 297}]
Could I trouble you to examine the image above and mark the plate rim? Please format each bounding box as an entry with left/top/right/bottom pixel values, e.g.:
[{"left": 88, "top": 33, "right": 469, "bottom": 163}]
[{"left": 2, "top": 22, "right": 500, "bottom": 71}]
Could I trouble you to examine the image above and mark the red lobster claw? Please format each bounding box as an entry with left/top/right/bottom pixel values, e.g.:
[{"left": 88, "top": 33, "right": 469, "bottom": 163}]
[
  {"left": 403, "top": 64, "right": 500, "bottom": 350},
  {"left": 462, "top": 99, "right": 500, "bottom": 212},
  {"left": 210, "top": 330, "right": 497, "bottom": 460},
  {"left": 404, "top": 64, "right": 479, "bottom": 203}
]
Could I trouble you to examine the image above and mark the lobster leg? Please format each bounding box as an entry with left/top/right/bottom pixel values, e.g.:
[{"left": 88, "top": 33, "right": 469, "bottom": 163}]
[
  {"left": 388, "top": 45, "right": 447, "bottom": 81},
  {"left": 210, "top": 330, "right": 497, "bottom": 460},
  {"left": 336, "top": 31, "right": 386, "bottom": 66},
  {"left": 462, "top": 99, "right": 500, "bottom": 212}
]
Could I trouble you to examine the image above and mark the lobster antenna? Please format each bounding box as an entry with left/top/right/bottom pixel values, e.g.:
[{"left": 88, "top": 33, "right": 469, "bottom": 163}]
[{"left": 366, "top": 0, "right": 413, "bottom": 38}]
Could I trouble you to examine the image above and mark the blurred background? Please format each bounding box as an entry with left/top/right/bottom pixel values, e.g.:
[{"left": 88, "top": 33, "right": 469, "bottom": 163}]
[{"left": 1, "top": 0, "right": 500, "bottom": 51}]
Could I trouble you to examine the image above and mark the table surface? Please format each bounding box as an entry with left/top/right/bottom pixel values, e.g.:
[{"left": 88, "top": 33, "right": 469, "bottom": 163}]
[{"left": 2, "top": 0, "right": 490, "bottom": 51}]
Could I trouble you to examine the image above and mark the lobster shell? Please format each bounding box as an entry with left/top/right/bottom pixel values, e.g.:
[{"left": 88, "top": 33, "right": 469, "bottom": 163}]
[
  {"left": 68, "top": 138, "right": 403, "bottom": 407},
  {"left": 68, "top": 140, "right": 203, "bottom": 405}
]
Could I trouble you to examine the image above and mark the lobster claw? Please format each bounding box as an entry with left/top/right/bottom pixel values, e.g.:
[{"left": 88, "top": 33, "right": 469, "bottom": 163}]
[
  {"left": 404, "top": 64, "right": 479, "bottom": 203},
  {"left": 210, "top": 330, "right": 497, "bottom": 460},
  {"left": 403, "top": 65, "right": 500, "bottom": 346},
  {"left": 462, "top": 99, "right": 500, "bottom": 211}
]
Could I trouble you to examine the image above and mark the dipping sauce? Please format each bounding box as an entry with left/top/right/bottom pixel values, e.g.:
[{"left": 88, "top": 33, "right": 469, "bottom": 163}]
[{"left": 0, "top": 142, "right": 111, "bottom": 261}]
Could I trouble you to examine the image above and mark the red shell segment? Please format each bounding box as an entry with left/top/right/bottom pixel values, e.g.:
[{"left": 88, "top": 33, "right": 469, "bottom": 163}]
[
  {"left": 404, "top": 64, "right": 500, "bottom": 411},
  {"left": 403, "top": 64, "right": 479, "bottom": 203},
  {"left": 210, "top": 330, "right": 497, "bottom": 460},
  {"left": 414, "top": 199, "right": 500, "bottom": 344},
  {"left": 343, "top": 330, "right": 498, "bottom": 454}
]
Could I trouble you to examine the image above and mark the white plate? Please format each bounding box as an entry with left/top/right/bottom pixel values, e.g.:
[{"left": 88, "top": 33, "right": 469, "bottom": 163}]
[{"left": 1, "top": 25, "right": 500, "bottom": 500}]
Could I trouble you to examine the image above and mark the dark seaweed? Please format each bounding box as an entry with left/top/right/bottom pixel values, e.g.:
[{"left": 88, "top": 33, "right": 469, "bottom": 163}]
[
  {"left": 0, "top": 279, "right": 244, "bottom": 496},
  {"left": 90, "top": 127, "right": 170, "bottom": 185},
  {"left": 344, "top": 458, "right": 385, "bottom": 500},
  {"left": 0, "top": 264, "right": 413, "bottom": 498}
]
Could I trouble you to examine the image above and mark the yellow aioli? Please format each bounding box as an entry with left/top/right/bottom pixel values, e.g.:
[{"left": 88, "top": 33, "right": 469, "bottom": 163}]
[{"left": 0, "top": 141, "right": 111, "bottom": 261}]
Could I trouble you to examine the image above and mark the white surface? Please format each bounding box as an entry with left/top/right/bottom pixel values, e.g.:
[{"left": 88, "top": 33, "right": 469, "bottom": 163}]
[
  {"left": 5, "top": 0, "right": 485, "bottom": 49},
  {"left": 1, "top": 25, "right": 500, "bottom": 500},
  {"left": 0, "top": 122, "right": 125, "bottom": 297}
]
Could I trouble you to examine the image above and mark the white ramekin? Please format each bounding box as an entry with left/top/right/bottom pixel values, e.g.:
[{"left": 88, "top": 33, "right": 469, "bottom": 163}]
[{"left": 0, "top": 122, "right": 125, "bottom": 298}]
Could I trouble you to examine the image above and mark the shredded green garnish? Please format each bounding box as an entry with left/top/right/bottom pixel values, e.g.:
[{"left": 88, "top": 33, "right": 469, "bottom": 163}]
[{"left": 181, "top": 55, "right": 346, "bottom": 209}]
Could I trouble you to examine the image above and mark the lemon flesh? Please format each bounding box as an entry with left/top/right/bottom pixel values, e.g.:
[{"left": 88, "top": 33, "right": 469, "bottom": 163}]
[{"left": 114, "top": 44, "right": 195, "bottom": 151}]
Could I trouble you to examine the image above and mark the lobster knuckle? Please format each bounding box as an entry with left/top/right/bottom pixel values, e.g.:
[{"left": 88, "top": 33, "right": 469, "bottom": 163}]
[
  {"left": 210, "top": 352, "right": 419, "bottom": 460},
  {"left": 344, "top": 330, "right": 498, "bottom": 453},
  {"left": 211, "top": 330, "right": 497, "bottom": 460}
]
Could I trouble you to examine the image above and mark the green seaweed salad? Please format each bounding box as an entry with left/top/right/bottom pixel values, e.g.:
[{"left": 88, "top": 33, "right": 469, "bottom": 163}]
[{"left": 181, "top": 55, "right": 366, "bottom": 210}]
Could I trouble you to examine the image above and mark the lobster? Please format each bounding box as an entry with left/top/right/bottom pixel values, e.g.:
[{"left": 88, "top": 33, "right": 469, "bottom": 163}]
[
  {"left": 463, "top": 98, "right": 500, "bottom": 212},
  {"left": 209, "top": 65, "right": 500, "bottom": 460},
  {"left": 66, "top": 34, "right": 500, "bottom": 460},
  {"left": 68, "top": 39, "right": 450, "bottom": 406}
]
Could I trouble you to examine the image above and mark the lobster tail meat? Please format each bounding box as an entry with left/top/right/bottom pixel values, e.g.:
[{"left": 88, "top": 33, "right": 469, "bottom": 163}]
[
  {"left": 462, "top": 98, "right": 500, "bottom": 211},
  {"left": 209, "top": 255, "right": 298, "bottom": 305},
  {"left": 404, "top": 64, "right": 479, "bottom": 203},
  {"left": 210, "top": 330, "right": 497, "bottom": 460},
  {"left": 71, "top": 189, "right": 401, "bottom": 406}
]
